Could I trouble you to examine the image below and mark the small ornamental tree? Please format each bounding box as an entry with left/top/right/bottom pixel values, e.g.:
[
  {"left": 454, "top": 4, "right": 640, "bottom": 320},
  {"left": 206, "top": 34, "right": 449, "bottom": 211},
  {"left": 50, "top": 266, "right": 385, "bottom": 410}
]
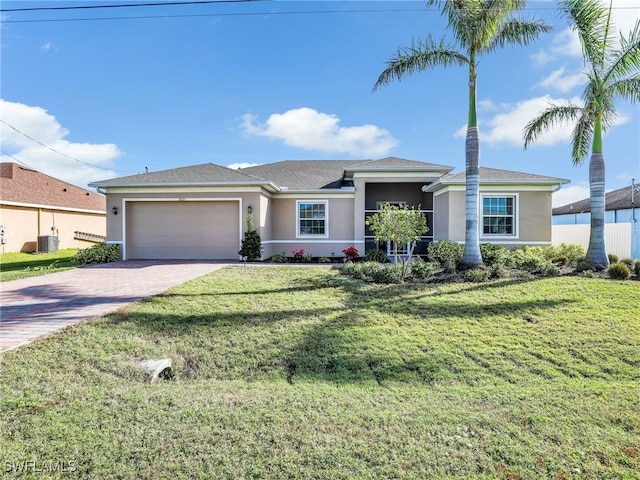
[
  {"left": 238, "top": 212, "right": 262, "bottom": 261},
  {"left": 367, "top": 203, "right": 429, "bottom": 279}
]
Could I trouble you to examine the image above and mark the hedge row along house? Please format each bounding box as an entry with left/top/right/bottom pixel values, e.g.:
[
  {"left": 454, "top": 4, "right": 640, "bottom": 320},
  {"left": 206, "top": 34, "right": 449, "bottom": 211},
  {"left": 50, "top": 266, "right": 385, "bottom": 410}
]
[{"left": 89, "top": 157, "right": 569, "bottom": 261}]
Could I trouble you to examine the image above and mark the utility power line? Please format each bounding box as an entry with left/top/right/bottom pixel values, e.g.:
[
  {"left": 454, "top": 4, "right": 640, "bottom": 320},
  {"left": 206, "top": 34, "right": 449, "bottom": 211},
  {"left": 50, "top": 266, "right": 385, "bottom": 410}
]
[
  {"left": 0, "top": 0, "right": 265, "bottom": 13},
  {"left": 0, "top": 119, "right": 135, "bottom": 174}
]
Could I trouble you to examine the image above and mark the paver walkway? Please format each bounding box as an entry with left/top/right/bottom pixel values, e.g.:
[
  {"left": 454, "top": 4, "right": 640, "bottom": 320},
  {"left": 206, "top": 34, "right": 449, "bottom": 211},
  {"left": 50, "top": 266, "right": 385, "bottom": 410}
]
[{"left": 0, "top": 260, "right": 230, "bottom": 351}]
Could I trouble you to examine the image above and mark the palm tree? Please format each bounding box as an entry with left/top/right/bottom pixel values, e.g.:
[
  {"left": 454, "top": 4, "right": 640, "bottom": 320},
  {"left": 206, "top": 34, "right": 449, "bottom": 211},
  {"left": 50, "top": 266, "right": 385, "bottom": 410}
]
[
  {"left": 524, "top": 0, "right": 640, "bottom": 269},
  {"left": 374, "top": 0, "right": 551, "bottom": 267}
]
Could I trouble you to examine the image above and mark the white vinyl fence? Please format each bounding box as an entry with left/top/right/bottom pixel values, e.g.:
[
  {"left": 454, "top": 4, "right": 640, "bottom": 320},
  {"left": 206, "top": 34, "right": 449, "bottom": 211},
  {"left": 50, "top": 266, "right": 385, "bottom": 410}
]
[{"left": 552, "top": 223, "right": 636, "bottom": 259}]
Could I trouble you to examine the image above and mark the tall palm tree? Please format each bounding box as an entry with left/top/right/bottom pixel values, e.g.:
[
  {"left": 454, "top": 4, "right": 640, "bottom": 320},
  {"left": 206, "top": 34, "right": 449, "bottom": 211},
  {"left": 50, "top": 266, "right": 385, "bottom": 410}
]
[
  {"left": 524, "top": 0, "right": 640, "bottom": 269},
  {"left": 374, "top": 0, "right": 551, "bottom": 267}
]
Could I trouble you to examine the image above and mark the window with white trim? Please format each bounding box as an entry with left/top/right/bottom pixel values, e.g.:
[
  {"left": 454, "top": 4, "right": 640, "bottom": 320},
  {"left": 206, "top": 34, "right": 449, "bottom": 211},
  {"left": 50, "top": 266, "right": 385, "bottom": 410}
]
[
  {"left": 482, "top": 196, "right": 515, "bottom": 236},
  {"left": 297, "top": 201, "right": 328, "bottom": 237}
]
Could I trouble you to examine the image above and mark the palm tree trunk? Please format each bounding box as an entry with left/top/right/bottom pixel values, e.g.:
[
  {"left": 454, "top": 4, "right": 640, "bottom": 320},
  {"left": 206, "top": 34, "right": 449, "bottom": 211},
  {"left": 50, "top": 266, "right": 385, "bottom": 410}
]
[
  {"left": 462, "top": 69, "right": 483, "bottom": 267},
  {"left": 585, "top": 151, "right": 609, "bottom": 268}
]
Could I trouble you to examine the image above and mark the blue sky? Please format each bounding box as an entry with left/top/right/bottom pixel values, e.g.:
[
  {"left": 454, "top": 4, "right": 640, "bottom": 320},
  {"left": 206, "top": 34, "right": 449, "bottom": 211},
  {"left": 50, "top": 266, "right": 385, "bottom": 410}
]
[{"left": 1, "top": 0, "right": 639, "bottom": 206}]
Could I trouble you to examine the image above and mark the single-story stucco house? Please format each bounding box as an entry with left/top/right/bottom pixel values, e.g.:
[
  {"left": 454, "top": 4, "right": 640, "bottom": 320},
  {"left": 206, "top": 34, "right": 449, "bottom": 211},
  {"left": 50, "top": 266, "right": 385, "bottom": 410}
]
[
  {"left": 0, "top": 162, "right": 106, "bottom": 253},
  {"left": 89, "top": 157, "right": 569, "bottom": 261}
]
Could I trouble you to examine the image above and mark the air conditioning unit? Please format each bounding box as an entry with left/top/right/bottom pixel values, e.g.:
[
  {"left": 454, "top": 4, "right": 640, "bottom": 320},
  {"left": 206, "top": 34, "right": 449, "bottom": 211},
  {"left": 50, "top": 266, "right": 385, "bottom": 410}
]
[{"left": 38, "top": 235, "right": 59, "bottom": 253}]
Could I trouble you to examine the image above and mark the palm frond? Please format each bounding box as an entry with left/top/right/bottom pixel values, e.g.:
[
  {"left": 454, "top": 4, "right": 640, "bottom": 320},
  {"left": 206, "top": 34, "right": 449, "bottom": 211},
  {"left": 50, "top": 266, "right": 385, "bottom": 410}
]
[
  {"left": 603, "top": 20, "right": 640, "bottom": 85},
  {"left": 523, "top": 103, "right": 581, "bottom": 150},
  {"left": 488, "top": 17, "right": 552, "bottom": 52},
  {"left": 608, "top": 74, "right": 640, "bottom": 104},
  {"left": 561, "top": 0, "right": 613, "bottom": 69},
  {"left": 373, "top": 37, "right": 468, "bottom": 91},
  {"left": 570, "top": 113, "right": 594, "bottom": 166}
]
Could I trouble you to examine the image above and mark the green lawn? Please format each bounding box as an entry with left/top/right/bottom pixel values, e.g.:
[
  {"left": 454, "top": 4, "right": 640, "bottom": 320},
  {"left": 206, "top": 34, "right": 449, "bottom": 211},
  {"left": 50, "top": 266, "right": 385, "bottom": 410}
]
[
  {"left": 0, "top": 249, "right": 79, "bottom": 282},
  {"left": 1, "top": 266, "right": 638, "bottom": 479}
]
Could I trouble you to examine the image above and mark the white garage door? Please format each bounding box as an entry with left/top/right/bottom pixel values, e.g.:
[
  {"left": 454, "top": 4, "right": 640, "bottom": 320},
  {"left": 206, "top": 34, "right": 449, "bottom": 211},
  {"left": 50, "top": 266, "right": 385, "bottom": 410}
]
[{"left": 127, "top": 201, "right": 239, "bottom": 259}]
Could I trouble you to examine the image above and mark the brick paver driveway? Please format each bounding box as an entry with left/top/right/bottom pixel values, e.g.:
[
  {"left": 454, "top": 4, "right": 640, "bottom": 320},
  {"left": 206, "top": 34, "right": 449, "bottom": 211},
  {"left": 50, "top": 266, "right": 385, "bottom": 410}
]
[{"left": 0, "top": 260, "right": 230, "bottom": 351}]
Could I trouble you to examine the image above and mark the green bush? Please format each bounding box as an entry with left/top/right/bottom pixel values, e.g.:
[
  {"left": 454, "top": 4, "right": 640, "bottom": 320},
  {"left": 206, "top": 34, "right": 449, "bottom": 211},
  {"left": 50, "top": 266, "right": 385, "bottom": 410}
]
[
  {"left": 608, "top": 253, "right": 619, "bottom": 264},
  {"left": 410, "top": 258, "right": 438, "bottom": 279},
  {"left": 363, "top": 249, "right": 387, "bottom": 263},
  {"left": 267, "top": 253, "right": 287, "bottom": 263},
  {"left": 608, "top": 262, "right": 630, "bottom": 280},
  {"left": 238, "top": 213, "right": 262, "bottom": 261},
  {"left": 464, "top": 268, "right": 490, "bottom": 283},
  {"left": 635, "top": 260, "right": 640, "bottom": 276},
  {"left": 544, "top": 243, "right": 584, "bottom": 266},
  {"left": 620, "top": 258, "right": 634, "bottom": 268},
  {"left": 489, "top": 264, "right": 508, "bottom": 279},
  {"left": 480, "top": 243, "right": 509, "bottom": 266},
  {"left": 576, "top": 260, "right": 595, "bottom": 273},
  {"left": 428, "top": 240, "right": 463, "bottom": 266},
  {"left": 73, "top": 244, "right": 120, "bottom": 266},
  {"left": 341, "top": 262, "right": 402, "bottom": 284},
  {"left": 370, "top": 264, "right": 402, "bottom": 284}
]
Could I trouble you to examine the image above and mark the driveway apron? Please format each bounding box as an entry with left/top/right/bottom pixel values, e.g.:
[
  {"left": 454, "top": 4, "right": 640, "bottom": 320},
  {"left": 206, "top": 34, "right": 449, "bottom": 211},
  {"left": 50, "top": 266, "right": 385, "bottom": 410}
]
[{"left": 0, "top": 260, "right": 230, "bottom": 351}]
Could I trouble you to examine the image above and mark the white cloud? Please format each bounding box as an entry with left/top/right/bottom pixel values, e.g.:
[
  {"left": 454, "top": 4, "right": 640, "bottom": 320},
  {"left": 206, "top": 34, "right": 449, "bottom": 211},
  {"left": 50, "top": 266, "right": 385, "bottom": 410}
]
[
  {"left": 481, "top": 95, "right": 584, "bottom": 147},
  {"left": 41, "top": 41, "right": 56, "bottom": 53},
  {"left": 539, "top": 67, "right": 585, "bottom": 93},
  {"left": 241, "top": 107, "right": 397, "bottom": 157},
  {"left": 533, "top": 1, "right": 640, "bottom": 66},
  {"left": 553, "top": 182, "right": 590, "bottom": 207},
  {"left": 227, "top": 162, "right": 260, "bottom": 170},
  {"left": 0, "top": 99, "right": 121, "bottom": 187}
]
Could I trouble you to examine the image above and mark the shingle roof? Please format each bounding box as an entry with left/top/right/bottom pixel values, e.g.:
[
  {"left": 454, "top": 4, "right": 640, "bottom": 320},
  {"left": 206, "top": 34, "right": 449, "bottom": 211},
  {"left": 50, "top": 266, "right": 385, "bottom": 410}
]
[
  {"left": 0, "top": 163, "right": 106, "bottom": 211},
  {"left": 553, "top": 184, "right": 640, "bottom": 215},
  {"left": 443, "top": 167, "right": 569, "bottom": 183},
  {"left": 90, "top": 163, "right": 266, "bottom": 187},
  {"left": 241, "top": 157, "right": 453, "bottom": 189},
  {"left": 90, "top": 157, "right": 454, "bottom": 191}
]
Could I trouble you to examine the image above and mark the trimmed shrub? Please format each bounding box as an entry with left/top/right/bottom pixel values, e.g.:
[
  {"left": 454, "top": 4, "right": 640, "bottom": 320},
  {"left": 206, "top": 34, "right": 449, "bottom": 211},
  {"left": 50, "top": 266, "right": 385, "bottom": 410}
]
[
  {"left": 608, "top": 262, "right": 630, "bottom": 280},
  {"left": 489, "top": 264, "right": 508, "bottom": 279},
  {"left": 268, "top": 253, "right": 287, "bottom": 263},
  {"left": 410, "top": 258, "right": 438, "bottom": 279},
  {"left": 238, "top": 213, "right": 262, "bottom": 261},
  {"left": 428, "top": 240, "right": 463, "bottom": 266},
  {"left": 576, "top": 260, "right": 595, "bottom": 273},
  {"left": 364, "top": 249, "right": 387, "bottom": 263},
  {"left": 464, "top": 268, "right": 490, "bottom": 283},
  {"left": 480, "top": 243, "right": 509, "bottom": 266},
  {"left": 370, "top": 265, "right": 402, "bottom": 284},
  {"left": 74, "top": 243, "right": 120, "bottom": 266},
  {"left": 608, "top": 253, "right": 619, "bottom": 264},
  {"left": 620, "top": 258, "right": 634, "bottom": 268},
  {"left": 544, "top": 243, "right": 584, "bottom": 266},
  {"left": 635, "top": 260, "right": 640, "bottom": 276}
]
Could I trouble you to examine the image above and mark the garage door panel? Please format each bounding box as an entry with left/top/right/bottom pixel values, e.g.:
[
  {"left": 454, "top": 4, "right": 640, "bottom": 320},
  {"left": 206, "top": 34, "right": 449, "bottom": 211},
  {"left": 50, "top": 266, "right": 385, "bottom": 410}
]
[{"left": 127, "top": 201, "right": 239, "bottom": 260}]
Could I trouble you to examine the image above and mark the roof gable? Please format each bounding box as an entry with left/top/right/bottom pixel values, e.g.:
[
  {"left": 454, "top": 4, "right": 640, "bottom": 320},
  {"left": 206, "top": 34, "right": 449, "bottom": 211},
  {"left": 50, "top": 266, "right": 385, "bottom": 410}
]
[{"left": 0, "top": 162, "right": 106, "bottom": 211}]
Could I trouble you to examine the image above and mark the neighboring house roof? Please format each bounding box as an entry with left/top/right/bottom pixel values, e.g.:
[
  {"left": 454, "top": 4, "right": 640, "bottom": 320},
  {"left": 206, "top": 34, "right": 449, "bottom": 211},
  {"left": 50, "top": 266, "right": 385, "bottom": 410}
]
[
  {"left": 0, "top": 162, "right": 106, "bottom": 212},
  {"left": 422, "top": 167, "right": 569, "bottom": 192},
  {"left": 553, "top": 184, "right": 640, "bottom": 215}
]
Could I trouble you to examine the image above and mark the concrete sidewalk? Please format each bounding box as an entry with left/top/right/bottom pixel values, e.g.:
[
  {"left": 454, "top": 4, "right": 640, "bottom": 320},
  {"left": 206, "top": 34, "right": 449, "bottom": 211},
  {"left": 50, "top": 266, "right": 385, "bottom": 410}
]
[{"left": 0, "top": 260, "right": 230, "bottom": 351}]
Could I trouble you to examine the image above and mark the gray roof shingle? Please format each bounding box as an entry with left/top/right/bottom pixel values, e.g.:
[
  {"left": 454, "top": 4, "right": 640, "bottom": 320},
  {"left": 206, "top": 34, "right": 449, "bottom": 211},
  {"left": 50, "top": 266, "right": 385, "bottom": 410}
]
[
  {"left": 90, "top": 163, "right": 266, "bottom": 187},
  {"left": 443, "top": 167, "right": 569, "bottom": 183},
  {"left": 553, "top": 184, "right": 640, "bottom": 215}
]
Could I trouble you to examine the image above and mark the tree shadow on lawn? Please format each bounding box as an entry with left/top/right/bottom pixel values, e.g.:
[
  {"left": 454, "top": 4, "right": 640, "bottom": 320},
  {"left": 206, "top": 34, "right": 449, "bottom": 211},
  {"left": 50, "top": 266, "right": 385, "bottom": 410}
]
[{"left": 92, "top": 272, "right": 574, "bottom": 385}]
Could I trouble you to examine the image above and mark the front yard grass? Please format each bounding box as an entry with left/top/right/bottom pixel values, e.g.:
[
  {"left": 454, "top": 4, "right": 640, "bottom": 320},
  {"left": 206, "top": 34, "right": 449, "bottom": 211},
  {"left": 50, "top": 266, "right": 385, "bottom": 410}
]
[
  {"left": 1, "top": 266, "right": 638, "bottom": 479},
  {"left": 0, "top": 249, "right": 78, "bottom": 282}
]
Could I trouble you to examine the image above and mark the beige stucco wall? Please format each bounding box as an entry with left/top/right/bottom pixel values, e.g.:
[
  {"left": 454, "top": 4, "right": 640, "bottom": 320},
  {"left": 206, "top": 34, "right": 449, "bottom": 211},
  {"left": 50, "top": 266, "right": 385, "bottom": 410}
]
[
  {"left": 264, "top": 196, "right": 356, "bottom": 258},
  {"left": 436, "top": 188, "right": 554, "bottom": 246},
  {"left": 0, "top": 204, "right": 106, "bottom": 253}
]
